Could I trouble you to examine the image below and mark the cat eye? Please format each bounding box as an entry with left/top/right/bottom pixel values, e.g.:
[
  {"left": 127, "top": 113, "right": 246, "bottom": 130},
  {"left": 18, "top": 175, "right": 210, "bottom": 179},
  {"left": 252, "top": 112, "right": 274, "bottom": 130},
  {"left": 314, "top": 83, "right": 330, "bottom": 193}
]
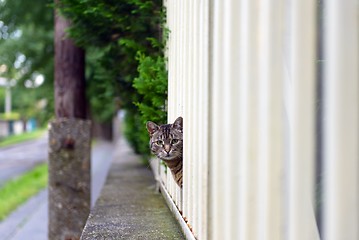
[
  {"left": 171, "top": 139, "right": 179, "bottom": 144},
  {"left": 156, "top": 140, "right": 164, "bottom": 146}
]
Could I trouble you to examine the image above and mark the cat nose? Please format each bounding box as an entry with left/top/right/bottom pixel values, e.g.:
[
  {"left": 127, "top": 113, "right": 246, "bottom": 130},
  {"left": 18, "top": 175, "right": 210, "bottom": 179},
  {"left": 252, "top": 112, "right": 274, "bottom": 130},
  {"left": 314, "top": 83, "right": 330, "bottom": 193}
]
[{"left": 164, "top": 144, "right": 171, "bottom": 153}]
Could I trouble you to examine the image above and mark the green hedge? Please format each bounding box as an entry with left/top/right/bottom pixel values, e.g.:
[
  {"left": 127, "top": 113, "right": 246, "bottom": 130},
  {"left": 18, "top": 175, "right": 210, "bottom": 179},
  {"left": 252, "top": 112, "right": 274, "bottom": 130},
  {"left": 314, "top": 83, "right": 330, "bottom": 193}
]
[{"left": 58, "top": 0, "right": 167, "bottom": 156}]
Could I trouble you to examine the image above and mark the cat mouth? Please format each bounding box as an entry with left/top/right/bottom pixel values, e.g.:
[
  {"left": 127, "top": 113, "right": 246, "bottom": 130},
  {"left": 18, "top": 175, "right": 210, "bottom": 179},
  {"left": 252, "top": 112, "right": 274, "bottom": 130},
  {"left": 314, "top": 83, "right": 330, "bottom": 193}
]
[{"left": 161, "top": 154, "right": 175, "bottom": 160}]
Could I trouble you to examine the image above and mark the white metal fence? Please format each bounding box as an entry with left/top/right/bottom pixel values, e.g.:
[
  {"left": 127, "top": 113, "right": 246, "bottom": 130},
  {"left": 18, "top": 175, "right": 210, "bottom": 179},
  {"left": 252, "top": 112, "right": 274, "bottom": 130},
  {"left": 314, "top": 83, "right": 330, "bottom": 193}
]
[{"left": 150, "top": 0, "right": 359, "bottom": 239}]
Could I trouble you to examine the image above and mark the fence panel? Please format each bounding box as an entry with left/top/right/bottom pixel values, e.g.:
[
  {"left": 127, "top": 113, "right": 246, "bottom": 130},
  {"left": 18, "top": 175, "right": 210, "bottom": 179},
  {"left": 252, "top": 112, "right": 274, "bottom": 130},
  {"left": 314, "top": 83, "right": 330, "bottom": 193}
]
[{"left": 160, "top": 0, "right": 357, "bottom": 239}]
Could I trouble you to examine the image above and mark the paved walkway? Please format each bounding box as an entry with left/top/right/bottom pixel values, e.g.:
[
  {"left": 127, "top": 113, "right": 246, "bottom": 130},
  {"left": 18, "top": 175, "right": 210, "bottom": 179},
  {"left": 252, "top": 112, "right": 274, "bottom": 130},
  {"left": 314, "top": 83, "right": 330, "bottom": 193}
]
[
  {"left": 0, "top": 139, "right": 115, "bottom": 240},
  {"left": 81, "top": 137, "right": 184, "bottom": 239}
]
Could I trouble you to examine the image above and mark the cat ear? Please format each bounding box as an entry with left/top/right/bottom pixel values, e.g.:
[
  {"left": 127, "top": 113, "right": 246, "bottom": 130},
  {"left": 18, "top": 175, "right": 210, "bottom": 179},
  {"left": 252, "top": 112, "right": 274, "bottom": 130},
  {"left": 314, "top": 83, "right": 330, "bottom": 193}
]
[
  {"left": 146, "top": 121, "right": 159, "bottom": 135},
  {"left": 172, "top": 117, "right": 183, "bottom": 132}
]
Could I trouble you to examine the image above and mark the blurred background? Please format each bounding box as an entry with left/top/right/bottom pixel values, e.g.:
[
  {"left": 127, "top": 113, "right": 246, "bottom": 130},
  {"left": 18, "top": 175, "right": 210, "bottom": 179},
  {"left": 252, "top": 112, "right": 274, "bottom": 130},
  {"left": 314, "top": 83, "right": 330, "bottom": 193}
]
[
  {"left": 0, "top": 0, "right": 166, "bottom": 149},
  {"left": 0, "top": 0, "right": 167, "bottom": 239}
]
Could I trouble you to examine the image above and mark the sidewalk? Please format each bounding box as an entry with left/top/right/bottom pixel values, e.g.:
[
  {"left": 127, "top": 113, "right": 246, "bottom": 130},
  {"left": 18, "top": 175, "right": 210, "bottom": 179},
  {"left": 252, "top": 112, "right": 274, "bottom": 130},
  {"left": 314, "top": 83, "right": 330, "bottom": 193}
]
[
  {"left": 81, "top": 137, "right": 184, "bottom": 239},
  {"left": 0, "top": 140, "right": 115, "bottom": 240}
]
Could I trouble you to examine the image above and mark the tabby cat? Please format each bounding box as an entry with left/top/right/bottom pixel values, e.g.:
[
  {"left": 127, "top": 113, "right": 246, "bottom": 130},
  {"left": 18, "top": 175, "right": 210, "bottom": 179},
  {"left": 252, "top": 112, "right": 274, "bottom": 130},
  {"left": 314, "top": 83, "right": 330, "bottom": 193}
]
[{"left": 146, "top": 117, "right": 183, "bottom": 188}]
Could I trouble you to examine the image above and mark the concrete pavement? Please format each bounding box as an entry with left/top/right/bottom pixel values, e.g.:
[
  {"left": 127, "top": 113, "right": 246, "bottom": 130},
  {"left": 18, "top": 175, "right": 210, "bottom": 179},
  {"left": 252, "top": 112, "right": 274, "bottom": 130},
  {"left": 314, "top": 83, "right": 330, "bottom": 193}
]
[{"left": 81, "top": 137, "right": 184, "bottom": 239}]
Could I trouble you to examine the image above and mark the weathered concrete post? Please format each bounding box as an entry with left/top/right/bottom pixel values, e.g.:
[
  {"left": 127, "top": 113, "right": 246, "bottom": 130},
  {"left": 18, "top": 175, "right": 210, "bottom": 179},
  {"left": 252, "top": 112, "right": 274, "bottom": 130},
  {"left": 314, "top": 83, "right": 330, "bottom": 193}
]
[
  {"left": 49, "top": 4, "right": 91, "bottom": 240},
  {"left": 49, "top": 119, "right": 91, "bottom": 239}
]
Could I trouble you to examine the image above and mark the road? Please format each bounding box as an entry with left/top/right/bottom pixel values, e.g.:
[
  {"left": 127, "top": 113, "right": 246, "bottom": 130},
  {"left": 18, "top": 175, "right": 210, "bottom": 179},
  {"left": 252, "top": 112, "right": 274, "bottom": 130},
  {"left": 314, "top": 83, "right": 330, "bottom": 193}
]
[{"left": 0, "top": 135, "right": 48, "bottom": 185}]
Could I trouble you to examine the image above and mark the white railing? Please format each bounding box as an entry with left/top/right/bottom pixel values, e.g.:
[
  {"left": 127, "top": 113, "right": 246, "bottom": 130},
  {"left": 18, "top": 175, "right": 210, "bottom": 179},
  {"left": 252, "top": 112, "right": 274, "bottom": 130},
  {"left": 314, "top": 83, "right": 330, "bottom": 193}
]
[{"left": 150, "top": 0, "right": 359, "bottom": 239}]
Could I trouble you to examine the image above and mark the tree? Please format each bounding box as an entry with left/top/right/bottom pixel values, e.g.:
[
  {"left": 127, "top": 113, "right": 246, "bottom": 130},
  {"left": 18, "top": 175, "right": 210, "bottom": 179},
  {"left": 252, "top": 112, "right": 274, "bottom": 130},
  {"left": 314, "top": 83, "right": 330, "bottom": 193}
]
[
  {"left": 0, "top": 0, "right": 54, "bottom": 126},
  {"left": 57, "top": 0, "right": 167, "bottom": 155},
  {"left": 54, "top": 13, "right": 86, "bottom": 119}
]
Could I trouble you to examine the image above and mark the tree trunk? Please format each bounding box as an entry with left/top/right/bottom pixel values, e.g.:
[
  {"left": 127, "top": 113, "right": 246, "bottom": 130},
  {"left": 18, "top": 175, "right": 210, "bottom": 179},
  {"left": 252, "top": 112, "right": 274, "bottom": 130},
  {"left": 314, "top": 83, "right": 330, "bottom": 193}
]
[{"left": 54, "top": 11, "right": 86, "bottom": 119}]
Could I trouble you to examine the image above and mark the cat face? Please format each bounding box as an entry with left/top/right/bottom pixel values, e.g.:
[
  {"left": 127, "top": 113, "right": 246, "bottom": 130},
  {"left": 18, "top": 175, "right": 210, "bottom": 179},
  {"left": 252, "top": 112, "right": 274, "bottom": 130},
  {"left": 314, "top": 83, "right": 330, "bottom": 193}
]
[{"left": 146, "top": 117, "right": 183, "bottom": 161}]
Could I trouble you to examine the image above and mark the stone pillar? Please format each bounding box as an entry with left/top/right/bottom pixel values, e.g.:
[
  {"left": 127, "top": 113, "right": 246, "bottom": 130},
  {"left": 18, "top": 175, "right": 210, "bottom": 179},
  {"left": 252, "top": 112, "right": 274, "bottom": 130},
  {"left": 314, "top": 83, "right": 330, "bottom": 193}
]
[{"left": 49, "top": 118, "right": 91, "bottom": 240}]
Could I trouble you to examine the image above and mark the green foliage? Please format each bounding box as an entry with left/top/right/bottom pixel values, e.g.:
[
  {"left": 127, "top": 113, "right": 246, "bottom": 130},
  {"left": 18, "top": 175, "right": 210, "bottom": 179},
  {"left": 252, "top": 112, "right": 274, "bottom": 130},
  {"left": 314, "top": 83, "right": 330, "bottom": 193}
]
[
  {"left": 129, "top": 53, "right": 167, "bottom": 156},
  {"left": 0, "top": 0, "right": 54, "bottom": 126},
  {"left": 133, "top": 53, "right": 167, "bottom": 125},
  {"left": 0, "top": 163, "right": 48, "bottom": 220},
  {"left": 58, "top": 0, "right": 163, "bottom": 110},
  {"left": 58, "top": 0, "right": 167, "bottom": 155},
  {"left": 85, "top": 48, "right": 117, "bottom": 123},
  {"left": 123, "top": 110, "right": 150, "bottom": 155}
]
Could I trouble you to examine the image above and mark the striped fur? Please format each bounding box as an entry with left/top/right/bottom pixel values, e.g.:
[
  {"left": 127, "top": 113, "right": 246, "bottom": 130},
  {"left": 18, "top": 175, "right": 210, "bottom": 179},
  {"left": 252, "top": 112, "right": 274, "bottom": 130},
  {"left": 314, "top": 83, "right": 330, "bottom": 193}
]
[{"left": 146, "top": 117, "right": 183, "bottom": 188}]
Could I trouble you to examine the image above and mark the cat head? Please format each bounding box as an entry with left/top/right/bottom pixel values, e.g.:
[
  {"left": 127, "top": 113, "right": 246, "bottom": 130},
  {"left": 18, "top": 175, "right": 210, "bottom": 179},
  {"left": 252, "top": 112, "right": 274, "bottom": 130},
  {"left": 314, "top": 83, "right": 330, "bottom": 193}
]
[{"left": 146, "top": 117, "right": 183, "bottom": 161}]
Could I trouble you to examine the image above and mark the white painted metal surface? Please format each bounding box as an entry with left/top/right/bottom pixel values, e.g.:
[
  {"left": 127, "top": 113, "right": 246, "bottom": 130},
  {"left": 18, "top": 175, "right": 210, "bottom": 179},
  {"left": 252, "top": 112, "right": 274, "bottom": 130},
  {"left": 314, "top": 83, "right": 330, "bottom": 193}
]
[
  {"left": 238, "top": 0, "right": 259, "bottom": 238},
  {"left": 148, "top": 0, "right": 358, "bottom": 239},
  {"left": 287, "top": 0, "right": 319, "bottom": 239},
  {"left": 257, "top": 1, "right": 286, "bottom": 239},
  {"left": 323, "top": 0, "right": 359, "bottom": 239}
]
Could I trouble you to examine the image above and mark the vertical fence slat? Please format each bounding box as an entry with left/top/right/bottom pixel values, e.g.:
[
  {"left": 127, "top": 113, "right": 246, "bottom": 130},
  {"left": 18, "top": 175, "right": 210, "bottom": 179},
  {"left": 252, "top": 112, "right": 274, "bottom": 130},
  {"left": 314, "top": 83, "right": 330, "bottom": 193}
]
[
  {"left": 174, "top": 0, "right": 179, "bottom": 202},
  {"left": 169, "top": 0, "right": 175, "bottom": 202},
  {"left": 210, "top": 0, "right": 241, "bottom": 239},
  {"left": 183, "top": 0, "right": 193, "bottom": 224},
  {"left": 183, "top": 0, "right": 190, "bottom": 220},
  {"left": 188, "top": 0, "right": 194, "bottom": 228},
  {"left": 198, "top": 1, "right": 209, "bottom": 239},
  {"left": 287, "top": 0, "right": 319, "bottom": 239},
  {"left": 226, "top": 1, "right": 241, "bottom": 239},
  {"left": 257, "top": 0, "right": 285, "bottom": 239},
  {"left": 177, "top": 0, "right": 181, "bottom": 208},
  {"left": 238, "top": 0, "right": 260, "bottom": 239},
  {"left": 323, "top": 0, "right": 359, "bottom": 239},
  {"left": 192, "top": 1, "right": 199, "bottom": 235},
  {"left": 165, "top": 0, "right": 172, "bottom": 197},
  {"left": 197, "top": 0, "right": 203, "bottom": 237},
  {"left": 177, "top": 0, "right": 184, "bottom": 212},
  {"left": 210, "top": 0, "right": 229, "bottom": 239}
]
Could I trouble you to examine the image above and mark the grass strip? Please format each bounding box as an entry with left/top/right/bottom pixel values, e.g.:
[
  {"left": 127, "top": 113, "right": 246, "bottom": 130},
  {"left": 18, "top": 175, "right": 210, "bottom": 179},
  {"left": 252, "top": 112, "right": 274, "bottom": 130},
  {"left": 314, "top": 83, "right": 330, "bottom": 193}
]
[
  {"left": 0, "top": 163, "right": 48, "bottom": 221},
  {"left": 0, "top": 129, "right": 46, "bottom": 148}
]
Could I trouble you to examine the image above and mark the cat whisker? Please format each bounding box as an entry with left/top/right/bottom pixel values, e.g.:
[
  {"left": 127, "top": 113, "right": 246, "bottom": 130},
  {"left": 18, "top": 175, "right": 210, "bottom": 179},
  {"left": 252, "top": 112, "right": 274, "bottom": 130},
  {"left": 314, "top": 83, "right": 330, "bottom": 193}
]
[{"left": 146, "top": 158, "right": 153, "bottom": 169}]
